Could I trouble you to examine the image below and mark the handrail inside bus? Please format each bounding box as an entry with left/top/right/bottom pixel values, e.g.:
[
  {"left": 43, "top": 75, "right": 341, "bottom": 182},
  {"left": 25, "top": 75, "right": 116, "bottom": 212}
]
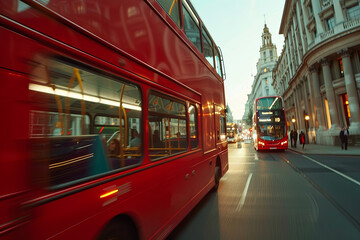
[
  {"left": 169, "top": 0, "right": 178, "bottom": 15},
  {"left": 119, "top": 84, "right": 125, "bottom": 167},
  {"left": 65, "top": 68, "right": 86, "bottom": 135}
]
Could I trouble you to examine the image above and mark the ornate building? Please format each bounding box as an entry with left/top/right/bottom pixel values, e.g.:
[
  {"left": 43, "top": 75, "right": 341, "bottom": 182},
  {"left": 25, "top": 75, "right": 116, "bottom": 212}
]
[
  {"left": 272, "top": 0, "right": 360, "bottom": 145},
  {"left": 242, "top": 24, "right": 278, "bottom": 124}
]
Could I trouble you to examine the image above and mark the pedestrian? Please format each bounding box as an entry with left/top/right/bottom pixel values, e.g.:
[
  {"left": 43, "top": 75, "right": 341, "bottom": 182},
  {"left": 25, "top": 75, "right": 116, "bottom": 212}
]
[
  {"left": 290, "top": 130, "right": 294, "bottom": 147},
  {"left": 299, "top": 131, "right": 305, "bottom": 150},
  {"left": 293, "top": 129, "right": 298, "bottom": 148},
  {"left": 339, "top": 127, "right": 349, "bottom": 150}
]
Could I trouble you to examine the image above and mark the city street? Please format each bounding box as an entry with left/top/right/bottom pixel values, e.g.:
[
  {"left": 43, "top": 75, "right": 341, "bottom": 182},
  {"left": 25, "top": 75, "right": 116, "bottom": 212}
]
[{"left": 169, "top": 143, "right": 360, "bottom": 240}]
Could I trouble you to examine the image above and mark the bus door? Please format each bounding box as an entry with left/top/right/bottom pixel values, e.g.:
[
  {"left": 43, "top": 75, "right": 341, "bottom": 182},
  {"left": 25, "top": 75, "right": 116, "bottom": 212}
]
[{"left": 203, "top": 102, "right": 216, "bottom": 153}]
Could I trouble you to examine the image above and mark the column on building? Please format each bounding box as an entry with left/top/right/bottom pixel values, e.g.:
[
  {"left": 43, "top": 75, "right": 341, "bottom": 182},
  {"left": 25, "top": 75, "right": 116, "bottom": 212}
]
[
  {"left": 302, "top": 78, "right": 312, "bottom": 128},
  {"left": 290, "top": 19, "right": 300, "bottom": 68},
  {"left": 310, "top": 0, "right": 325, "bottom": 33},
  {"left": 305, "top": 75, "right": 315, "bottom": 129},
  {"left": 320, "top": 58, "right": 340, "bottom": 130},
  {"left": 339, "top": 49, "right": 360, "bottom": 134},
  {"left": 286, "top": 40, "right": 293, "bottom": 77},
  {"left": 309, "top": 65, "right": 326, "bottom": 129},
  {"left": 333, "top": 0, "right": 345, "bottom": 23},
  {"left": 297, "top": 83, "right": 306, "bottom": 131},
  {"left": 289, "top": 93, "right": 296, "bottom": 130},
  {"left": 296, "top": 1, "right": 306, "bottom": 56},
  {"left": 294, "top": 86, "right": 303, "bottom": 131},
  {"left": 300, "top": 0, "right": 312, "bottom": 45}
]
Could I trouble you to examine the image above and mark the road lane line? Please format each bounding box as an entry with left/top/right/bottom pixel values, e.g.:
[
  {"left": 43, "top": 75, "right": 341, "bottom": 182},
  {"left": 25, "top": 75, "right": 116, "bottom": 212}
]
[
  {"left": 254, "top": 154, "right": 259, "bottom": 161},
  {"left": 302, "top": 155, "right": 360, "bottom": 186},
  {"left": 236, "top": 173, "right": 253, "bottom": 211}
]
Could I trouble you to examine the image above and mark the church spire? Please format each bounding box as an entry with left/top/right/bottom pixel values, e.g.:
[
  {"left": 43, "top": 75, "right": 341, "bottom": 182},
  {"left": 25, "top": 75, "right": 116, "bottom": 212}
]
[{"left": 261, "top": 24, "right": 273, "bottom": 48}]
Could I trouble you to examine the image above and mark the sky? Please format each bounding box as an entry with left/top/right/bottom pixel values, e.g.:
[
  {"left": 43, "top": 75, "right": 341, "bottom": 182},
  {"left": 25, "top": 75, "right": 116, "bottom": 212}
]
[{"left": 191, "top": 0, "right": 286, "bottom": 120}]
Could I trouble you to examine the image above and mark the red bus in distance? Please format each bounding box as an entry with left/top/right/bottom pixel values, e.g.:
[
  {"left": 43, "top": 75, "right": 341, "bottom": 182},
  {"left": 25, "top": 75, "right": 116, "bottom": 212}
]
[
  {"left": 252, "top": 96, "right": 288, "bottom": 151},
  {"left": 0, "top": 0, "right": 228, "bottom": 239}
]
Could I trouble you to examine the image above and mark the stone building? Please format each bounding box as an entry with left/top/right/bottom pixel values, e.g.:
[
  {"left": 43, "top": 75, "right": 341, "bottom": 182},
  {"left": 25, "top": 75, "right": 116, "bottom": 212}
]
[{"left": 272, "top": 0, "right": 360, "bottom": 146}]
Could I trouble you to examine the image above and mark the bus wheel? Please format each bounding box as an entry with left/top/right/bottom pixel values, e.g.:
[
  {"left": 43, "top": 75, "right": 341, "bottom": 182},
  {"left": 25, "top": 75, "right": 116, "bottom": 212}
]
[
  {"left": 98, "top": 217, "right": 138, "bottom": 240},
  {"left": 213, "top": 165, "right": 221, "bottom": 191}
]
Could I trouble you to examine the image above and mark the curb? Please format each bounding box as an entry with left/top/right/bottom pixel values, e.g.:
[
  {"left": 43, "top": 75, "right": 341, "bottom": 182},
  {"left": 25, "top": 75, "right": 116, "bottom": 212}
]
[{"left": 287, "top": 148, "right": 360, "bottom": 157}]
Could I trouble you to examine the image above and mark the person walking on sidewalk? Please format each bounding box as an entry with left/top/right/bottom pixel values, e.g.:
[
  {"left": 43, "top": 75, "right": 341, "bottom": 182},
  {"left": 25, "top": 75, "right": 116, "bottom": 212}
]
[
  {"left": 299, "top": 131, "right": 305, "bottom": 150},
  {"left": 339, "top": 127, "right": 349, "bottom": 150},
  {"left": 293, "top": 130, "right": 298, "bottom": 148},
  {"left": 290, "top": 130, "right": 294, "bottom": 147}
]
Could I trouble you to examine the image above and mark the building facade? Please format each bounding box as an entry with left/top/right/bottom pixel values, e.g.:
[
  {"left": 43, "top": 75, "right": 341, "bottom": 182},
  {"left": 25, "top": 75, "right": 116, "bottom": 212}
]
[
  {"left": 242, "top": 24, "right": 278, "bottom": 123},
  {"left": 272, "top": 0, "right": 360, "bottom": 145}
]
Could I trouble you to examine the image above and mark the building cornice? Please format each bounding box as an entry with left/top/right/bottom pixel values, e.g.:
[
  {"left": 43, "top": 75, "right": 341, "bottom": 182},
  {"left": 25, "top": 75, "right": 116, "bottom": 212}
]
[{"left": 279, "top": 0, "right": 293, "bottom": 34}]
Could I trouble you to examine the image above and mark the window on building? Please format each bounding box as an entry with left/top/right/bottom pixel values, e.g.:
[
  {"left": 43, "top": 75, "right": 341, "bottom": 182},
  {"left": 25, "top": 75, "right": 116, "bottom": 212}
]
[
  {"left": 183, "top": 2, "right": 201, "bottom": 52},
  {"left": 156, "top": 0, "right": 181, "bottom": 27},
  {"left": 326, "top": 17, "right": 335, "bottom": 30},
  {"left": 338, "top": 57, "right": 344, "bottom": 77},
  {"left": 324, "top": 98, "right": 331, "bottom": 129},
  {"left": 263, "top": 52, "right": 266, "bottom": 60},
  {"left": 341, "top": 94, "right": 351, "bottom": 127},
  {"left": 347, "top": 5, "right": 360, "bottom": 20}
]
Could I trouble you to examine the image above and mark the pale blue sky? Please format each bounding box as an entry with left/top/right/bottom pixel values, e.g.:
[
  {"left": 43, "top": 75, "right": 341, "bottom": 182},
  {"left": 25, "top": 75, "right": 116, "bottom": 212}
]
[{"left": 191, "top": 0, "right": 286, "bottom": 120}]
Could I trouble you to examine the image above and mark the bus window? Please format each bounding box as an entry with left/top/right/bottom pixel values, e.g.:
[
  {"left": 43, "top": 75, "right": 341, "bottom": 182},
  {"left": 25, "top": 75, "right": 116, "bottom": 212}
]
[
  {"left": 182, "top": 1, "right": 202, "bottom": 52},
  {"left": 202, "top": 27, "right": 214, "bottom": 67},
  {"left": 215, "top": 48, "right": 223, "bottom": 77},
  {"left": 156, "top": 0, "right": 181, "bottom": 27},
  {"left": 29, "top": 59, "right": 142, "bottom": 187},
  {"left": 189, "top": 104, "right": 199, "bottom": 149},
  {"left": 148, "top": 92, "right": 188, "bottom": 160},
  {"left": 220, "top": 114, "right": 226, "bottom": 140}
]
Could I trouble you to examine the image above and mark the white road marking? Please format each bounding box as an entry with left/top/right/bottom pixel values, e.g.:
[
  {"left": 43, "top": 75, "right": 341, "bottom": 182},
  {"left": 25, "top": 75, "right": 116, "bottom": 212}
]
[
  {"left": 254, "top": 154, "right": 259, "bottom": 161},
  {"left": 302, "top": 155, "right": 360, "bottom": 186},
  {"left": 236, "top": 173, "right": 253, "bottom": 211}
]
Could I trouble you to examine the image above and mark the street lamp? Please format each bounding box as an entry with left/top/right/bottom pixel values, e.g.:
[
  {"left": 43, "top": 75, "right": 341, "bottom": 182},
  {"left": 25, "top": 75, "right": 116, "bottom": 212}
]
[
  {"left": 304, "top": 114, "right": 310, "bottom": 144},
  {"left": 291, "top": 117, "right": 296, "bottom": 130}
]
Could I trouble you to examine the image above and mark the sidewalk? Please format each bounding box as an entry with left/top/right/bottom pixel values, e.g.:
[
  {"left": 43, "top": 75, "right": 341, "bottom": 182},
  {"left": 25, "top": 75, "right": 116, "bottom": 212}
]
[{"left": 288, "top": 143, "right": 360, "bottom": 156}]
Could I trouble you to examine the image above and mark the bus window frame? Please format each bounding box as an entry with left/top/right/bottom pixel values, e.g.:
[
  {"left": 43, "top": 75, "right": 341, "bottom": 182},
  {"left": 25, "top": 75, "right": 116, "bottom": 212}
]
[
  {"left": 30, "top": 56, "right": 145, "bottom": 189},
  {"left": 148, "top": 90, "right": 189, "bottom": 161},
  {"left": 155, "top": 0, "right": 182, "bottom": 28}
]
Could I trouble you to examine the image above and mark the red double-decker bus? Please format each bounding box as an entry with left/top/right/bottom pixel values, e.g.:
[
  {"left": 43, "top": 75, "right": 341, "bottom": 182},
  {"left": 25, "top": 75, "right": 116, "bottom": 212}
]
[
  {"left": 252, "top": 96, "right": 288, "bottom": 151},
  {"left": 0, "top": 0, "right": 228, "bottom": 239}
]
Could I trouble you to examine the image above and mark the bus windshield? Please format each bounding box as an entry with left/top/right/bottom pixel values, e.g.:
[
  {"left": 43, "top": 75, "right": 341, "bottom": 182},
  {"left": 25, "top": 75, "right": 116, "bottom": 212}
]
[
  {"left": 257, "top": 124, "right": 286, "bottom": 140},
  {"left": 256, "top": 97, "right": 283, "bottom": 110},
  {"left": 256, "top": 109, "right": 286, "bottom": 141}
]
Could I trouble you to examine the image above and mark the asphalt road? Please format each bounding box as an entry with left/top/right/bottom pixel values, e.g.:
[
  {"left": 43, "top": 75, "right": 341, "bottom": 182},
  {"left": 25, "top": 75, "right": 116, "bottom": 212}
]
[{"left": 168, "top": 142, "right": 360, "bottom": 240}]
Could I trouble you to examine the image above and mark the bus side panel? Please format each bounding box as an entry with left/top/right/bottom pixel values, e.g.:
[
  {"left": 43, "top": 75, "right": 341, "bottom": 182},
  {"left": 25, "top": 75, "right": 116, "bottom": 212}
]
[{"left": 0, "top": 67, "right": 31, "bottom": 238}]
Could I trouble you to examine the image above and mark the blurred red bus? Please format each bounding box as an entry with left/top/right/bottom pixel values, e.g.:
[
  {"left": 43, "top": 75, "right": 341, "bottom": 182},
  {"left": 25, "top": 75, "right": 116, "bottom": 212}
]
[
  {"left": 0, "top": 0, "right": 228, "bottom": 239},
  {"left": 252, "top": 96, "right": 288, "bottom": 151}
]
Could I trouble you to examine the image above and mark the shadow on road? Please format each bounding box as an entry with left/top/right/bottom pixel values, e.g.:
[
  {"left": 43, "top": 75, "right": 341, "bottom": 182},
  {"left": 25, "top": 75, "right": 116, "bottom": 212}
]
[{"left": 167, "top": 191, "right": 221, "bottom": 240}]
